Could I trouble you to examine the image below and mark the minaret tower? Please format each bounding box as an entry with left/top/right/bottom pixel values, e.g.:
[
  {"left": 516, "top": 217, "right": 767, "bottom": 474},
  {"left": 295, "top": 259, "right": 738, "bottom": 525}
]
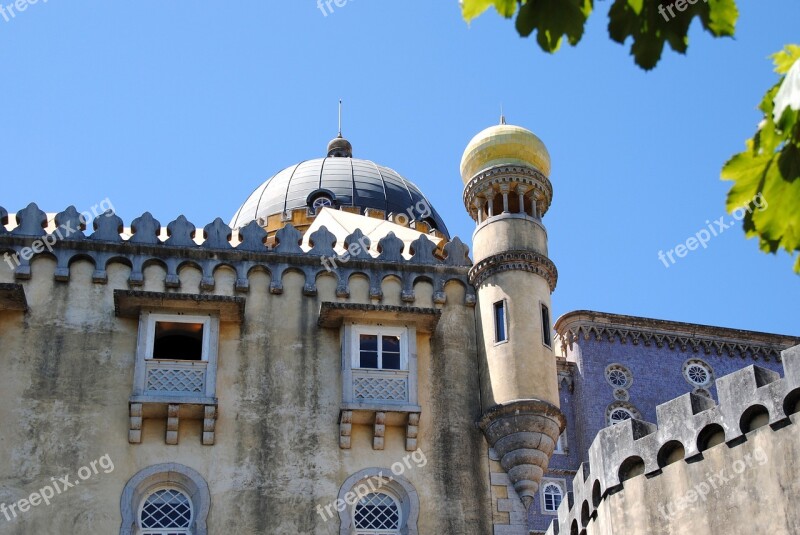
[{"left": 461, "top": 117, "right": 565, "bottom": 508}]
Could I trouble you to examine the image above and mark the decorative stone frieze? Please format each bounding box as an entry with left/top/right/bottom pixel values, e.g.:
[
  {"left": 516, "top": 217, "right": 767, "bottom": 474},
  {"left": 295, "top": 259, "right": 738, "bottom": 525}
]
[
  {"left": 469, "top": 250, "right": 558, "bottom": 292},
  {"left": 555, "top": 310, "right": 800, "bottom": 362}
]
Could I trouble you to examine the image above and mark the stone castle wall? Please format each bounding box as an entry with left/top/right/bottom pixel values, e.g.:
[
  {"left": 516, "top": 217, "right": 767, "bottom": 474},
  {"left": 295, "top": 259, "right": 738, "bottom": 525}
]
[{"left": 0, "top": 202, "right": 493, "bottom": 534}]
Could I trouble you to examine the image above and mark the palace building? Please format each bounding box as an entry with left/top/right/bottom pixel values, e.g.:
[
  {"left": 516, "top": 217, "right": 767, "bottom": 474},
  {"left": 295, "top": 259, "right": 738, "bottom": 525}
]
[{"left": 0, "top": 120, "right": 797, "bottom": 534}]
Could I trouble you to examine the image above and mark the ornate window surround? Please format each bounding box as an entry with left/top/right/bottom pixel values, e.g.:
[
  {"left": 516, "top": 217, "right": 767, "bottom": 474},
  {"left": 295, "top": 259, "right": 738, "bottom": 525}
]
[
  {"left": 337, "top": 469, "right": 419, "bottom": 535},
  {"left": 605, "top": 364, "right": 633, "bottom": 389},
  {"left": 120, "top": 463, "right": 210, "bottom": 535},
  {"left": 683, "top": 358, "right": 714, "bottom": 388}
]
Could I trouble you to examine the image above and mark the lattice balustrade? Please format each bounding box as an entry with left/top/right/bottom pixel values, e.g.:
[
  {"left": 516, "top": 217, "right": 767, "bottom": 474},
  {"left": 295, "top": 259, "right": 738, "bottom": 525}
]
[
  {"left": 353, "top": 371, "right": 408, "bottom": 403},
  {"left": 145, "top": 361, "right": 207, "bottom": 395}
]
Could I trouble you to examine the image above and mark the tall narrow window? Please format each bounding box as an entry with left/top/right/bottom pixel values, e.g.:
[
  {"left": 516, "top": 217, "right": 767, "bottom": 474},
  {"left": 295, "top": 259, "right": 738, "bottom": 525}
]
[
  {"left": 541, "top": 304, "right": 552, "bottom": 347},
  {"left": 494, "top": 301, "right": 507, "bottom": 343}
]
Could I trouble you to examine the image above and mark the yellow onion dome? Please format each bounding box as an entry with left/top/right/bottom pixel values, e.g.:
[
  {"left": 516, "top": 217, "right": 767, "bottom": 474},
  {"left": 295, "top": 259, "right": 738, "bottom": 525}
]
[{"left": 460, "top": 121, "right": 551, "bottom": 185}]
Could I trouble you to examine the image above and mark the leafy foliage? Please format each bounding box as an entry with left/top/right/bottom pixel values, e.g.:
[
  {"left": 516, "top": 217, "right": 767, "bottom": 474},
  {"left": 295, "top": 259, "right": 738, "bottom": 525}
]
[
  {"left": 722, "top": 46, "right": 800, "bottom": 273},
  {"left": 461, "top": 0, "right": 738, "bottom": 70}
]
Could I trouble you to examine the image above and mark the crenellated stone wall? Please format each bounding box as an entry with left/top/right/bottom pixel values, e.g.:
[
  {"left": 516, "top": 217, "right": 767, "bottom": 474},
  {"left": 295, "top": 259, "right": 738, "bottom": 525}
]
[{"left": 545, "top": 344, "right": 800, "bottom": 535}]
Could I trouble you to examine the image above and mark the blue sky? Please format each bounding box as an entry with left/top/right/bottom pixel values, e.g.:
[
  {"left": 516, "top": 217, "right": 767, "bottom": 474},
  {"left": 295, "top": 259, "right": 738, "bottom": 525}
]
[{"left": 1, "top": 1, "right": 797, "bottom": 334}]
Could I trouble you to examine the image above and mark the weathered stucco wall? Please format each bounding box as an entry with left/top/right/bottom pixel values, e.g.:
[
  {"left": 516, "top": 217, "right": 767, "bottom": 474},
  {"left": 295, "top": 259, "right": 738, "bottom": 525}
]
[
  {"left": 592, "top": 420, "right": 800, "bottom": 534},
  {"left": 0, "top": 256, "right": 493, "bottom": 534}
]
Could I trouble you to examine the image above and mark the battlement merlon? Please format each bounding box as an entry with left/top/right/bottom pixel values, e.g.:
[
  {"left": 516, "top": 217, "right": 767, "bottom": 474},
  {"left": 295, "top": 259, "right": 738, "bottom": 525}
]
[{"left": 0, "top": 202, "right": 475, "bottom": 306}]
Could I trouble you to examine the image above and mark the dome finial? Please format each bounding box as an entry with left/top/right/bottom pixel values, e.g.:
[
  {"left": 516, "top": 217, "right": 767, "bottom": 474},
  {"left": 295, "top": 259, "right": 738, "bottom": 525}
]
[
  {"left": 338, "top": 98, "right": 343, "bottom": 137},
  {"left": 500, "top": 104, "right": 506, "bottom": 125},
  {"left": 328, "top": 98, "right": 352, "bottom": 157}
]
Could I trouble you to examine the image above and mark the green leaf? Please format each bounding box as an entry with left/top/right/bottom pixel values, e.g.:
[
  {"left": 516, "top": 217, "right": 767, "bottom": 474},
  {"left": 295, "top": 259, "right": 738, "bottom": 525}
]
[
  {"left": 461, "top": 0, "right": 516, "bottom": 21},
  {"left": 723, "top": 44, "right": 800, "bottom": 273},
  {"left": 771, "top": 44, "right": 800, "bottom": 75},
  {"left": 515, "top": 0, "right": 592, "bottom": 51}
]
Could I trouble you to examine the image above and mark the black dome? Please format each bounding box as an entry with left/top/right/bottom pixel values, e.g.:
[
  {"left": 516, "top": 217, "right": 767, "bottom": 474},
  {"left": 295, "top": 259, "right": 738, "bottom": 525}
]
[{"left": 230, "top": 156, "right": 449, "bottom": 238}]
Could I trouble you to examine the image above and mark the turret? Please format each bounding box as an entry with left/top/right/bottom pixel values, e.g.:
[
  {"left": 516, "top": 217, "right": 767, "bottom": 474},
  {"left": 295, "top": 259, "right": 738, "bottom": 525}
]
[{"left": 462, "top": 117, "right": 565, "bottom": 508}]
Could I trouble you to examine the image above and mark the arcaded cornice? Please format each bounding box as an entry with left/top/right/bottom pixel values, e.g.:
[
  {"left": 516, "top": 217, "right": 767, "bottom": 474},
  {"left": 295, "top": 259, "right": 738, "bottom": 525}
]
[
  {"left": 469, "top": 250, "right": 558, "bottom": 292},
  {"left": 555, "top": 310, "right": 799, "bottom": 362}
]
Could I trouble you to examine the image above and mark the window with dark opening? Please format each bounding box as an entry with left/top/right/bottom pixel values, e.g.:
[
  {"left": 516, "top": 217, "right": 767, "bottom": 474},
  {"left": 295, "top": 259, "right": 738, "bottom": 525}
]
[
  {"left": 541, "top": 304, "right": 552, "bottom": 347},
  {"left": 494, "top": 301, "right": 507, "bottom": 343},
  {"left": 152, "top": 321, "right": 204, "bottom": 361}
]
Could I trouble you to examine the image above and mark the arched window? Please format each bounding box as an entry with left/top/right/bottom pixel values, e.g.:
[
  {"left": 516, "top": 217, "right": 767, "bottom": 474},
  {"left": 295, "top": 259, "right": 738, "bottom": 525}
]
[
  {"left": 140, "top": 488, "right": 193, "bottom": 534},
  {"left": 542, "top": 482, "right": 564, "bottom": 513},
  {"left": 606, "top": 401, "right": 641, "bottom": 426},
  {"left": 609, "top": 408, "right": 634, "bottom": 425},
  {"left": 120, "top": 463, "right": 210, "bottom": 535},
  {"left": 337, "top": 469, "right": 419, "bottom": 535},
  {"left": 354, "top": 492, "right": 401, "bottom": 534}
]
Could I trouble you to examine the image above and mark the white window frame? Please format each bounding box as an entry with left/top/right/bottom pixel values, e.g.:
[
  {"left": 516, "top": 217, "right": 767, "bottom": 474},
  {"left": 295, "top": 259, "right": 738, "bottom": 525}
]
[
  {"left": 145, "top": 313, "right": 212, "bottom": 362},
  {"left": 350, "top": 325, "right": 409, "bottom": 371},
  {"left": 554, "top": 431, "right": 568, "bottom": 455},
  {"left": 540, "top": 479, "right": 565, "bottom": 514},
  {"left": 493, "top": 299, "right": 509, "bottom": 345},
  {"left": 341, "top": 323, "right": 419, "bottom": 409},
  {"left": 131, "top": 311, "right": 220, "bottom": 401}
]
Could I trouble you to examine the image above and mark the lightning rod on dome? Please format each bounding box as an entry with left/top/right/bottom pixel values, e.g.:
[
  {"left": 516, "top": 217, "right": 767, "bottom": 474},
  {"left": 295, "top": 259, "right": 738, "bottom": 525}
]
[{"left": 338, "top": 99, "right": 343, "bottom": 138}]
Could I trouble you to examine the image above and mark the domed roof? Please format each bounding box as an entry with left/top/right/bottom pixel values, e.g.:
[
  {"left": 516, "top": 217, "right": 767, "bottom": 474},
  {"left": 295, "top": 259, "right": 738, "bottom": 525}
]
[
  {"left": 460, "top": 120, "right": 550, "bottom": 184},
  {"left": 230, "top": 139, "right": 449, "bottom": 238}
]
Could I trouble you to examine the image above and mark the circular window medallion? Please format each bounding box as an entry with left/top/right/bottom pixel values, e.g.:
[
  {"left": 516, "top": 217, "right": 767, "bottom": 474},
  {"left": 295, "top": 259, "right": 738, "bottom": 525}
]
[
  {"left": 312, "top": 196, "right": 333, "bottom": 212},
  {"left": 613, "top": 388, "right": 630, "bottom": 401},
  {"left": 605, "top": 365, "right": 633, "bottom": 389},
  {"left": 683, "top": 359, "right": 713, "bottom": 388}
]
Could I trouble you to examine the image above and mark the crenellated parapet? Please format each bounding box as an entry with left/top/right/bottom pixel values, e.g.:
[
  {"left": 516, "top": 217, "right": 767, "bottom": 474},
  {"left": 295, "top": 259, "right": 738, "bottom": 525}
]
[
  {"left": 545, "top": 343, "right": 800, "bottom": 535},
  {"left": 0, "top": 202, "right": 475, "bottom": 306}
]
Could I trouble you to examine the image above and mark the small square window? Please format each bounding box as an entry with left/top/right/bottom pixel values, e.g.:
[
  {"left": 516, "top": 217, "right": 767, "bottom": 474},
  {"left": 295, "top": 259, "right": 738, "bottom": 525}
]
[
  {"left": 356, "top": 330, "right": 407, "bottom": 371},
  {"left": 494, "top": 301, "right": 507, "bottom": 343}
]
